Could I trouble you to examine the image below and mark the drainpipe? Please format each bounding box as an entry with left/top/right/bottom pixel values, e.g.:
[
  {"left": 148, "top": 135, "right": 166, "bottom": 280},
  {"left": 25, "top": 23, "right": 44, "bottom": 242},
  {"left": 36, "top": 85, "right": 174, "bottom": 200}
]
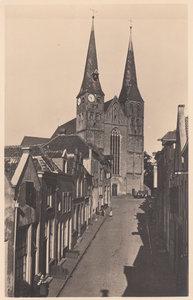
[{"left": 13, "top": 200, "right": 19, "bottom": 296}]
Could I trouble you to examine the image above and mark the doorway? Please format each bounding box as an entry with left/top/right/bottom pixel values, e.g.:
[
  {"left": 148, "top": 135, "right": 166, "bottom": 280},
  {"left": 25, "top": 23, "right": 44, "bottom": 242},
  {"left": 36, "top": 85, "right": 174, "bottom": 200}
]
[{"left": 112, "top": 184, "right": 117, "bottom": 196}]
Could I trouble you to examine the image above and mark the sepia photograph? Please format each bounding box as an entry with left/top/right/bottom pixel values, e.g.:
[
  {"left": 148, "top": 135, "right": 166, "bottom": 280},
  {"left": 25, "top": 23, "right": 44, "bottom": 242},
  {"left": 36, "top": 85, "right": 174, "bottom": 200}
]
[{"left": 4, "top": 1, "right": 189, "bottom": 298}]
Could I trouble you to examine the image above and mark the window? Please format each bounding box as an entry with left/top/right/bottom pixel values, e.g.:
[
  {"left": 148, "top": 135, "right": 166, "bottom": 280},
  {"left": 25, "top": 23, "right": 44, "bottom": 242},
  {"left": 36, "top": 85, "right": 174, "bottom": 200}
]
[
  {"left": 25, "top": 181, "right": 35, "bottom": 207},
  {"left": 80, "top": 180, "right": 83, "bottom": 197},
  {"left": 110, "top": 128, "right": 120, "bottom": 175},
  {"left": 137, "top": 104, "right": 141, "bottom": 116},
  {"left": 130, "top": 103, "right": 133, "bottom": 114},
  {"left": 63, "top": 160, "right": 67, "bottom": 173},
  {"left": 112, "top": 103, "right": 118, "bottom": 121},
  {"left": 90, "top": 112, "right": 94, "bottom": 120},
  {"left": 96, "top": 113, "right": 100, "bottom": 120},
  {"left": 49, "top": 219, "right": 54, "bottom": 260},
  {"left": 62, "top": 192, "right": 72, "bottom": 213},
  {"left": 58, "top": 201, "right": 61, "bottom": 211},
  {"left": 100, "top": 169, "right": 103, "bottom": 181},
  {"left": 47, "top": 186, "right": 53, "bottom": 208},
  {"left": 15, "top": 227, "right": 27, "bottom": 281},
  {"left": 62, "top": 192, "right": 66, "bottom": 212},
  {"left": 73, "top": 207, "right": 77, "bottom": 231},
  {"left": 68, "top": 192, "right": 72, "bottom": 211},
  {"left": 76, "top": 178, "right": 79, "bottom": 198}
]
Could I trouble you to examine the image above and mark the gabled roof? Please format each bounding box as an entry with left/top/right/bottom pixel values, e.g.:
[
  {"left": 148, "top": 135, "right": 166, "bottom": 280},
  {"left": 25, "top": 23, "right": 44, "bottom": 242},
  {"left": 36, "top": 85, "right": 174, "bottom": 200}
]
[
  {"left": 4, "top": 157, "right": 21, "bottom": 181},
  {"left": 11, "top": 150, "right": 30, "bottom": 186},
  {"left": 5, "top": 145, "right": 61, "bottom": 180},
  {"left": 51, "top": 118, "right": 76, "bottom": 139},
  {"left": 159, "top": 130, "right": 176, "bottom": 144},
  {"left": 104, "top": 99, "right": 113, "bottom": 112},
  {"left": 43, "top": 134, "right": 90, "bottom": 159},
  {"left": 21, "top": 136, "right": 50, "bottom": 146}
]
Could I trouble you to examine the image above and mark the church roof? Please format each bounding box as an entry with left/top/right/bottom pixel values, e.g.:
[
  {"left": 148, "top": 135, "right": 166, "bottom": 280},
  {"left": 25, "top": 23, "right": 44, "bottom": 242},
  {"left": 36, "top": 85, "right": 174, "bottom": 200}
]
[
  {"left": 77, "top": 17, "right": 104, "bottom": 98},
  {"left": 43, "top": 134, "right": 90, "bottom": 159},
  {"left": 51, "top": 118, "right": 76, "bottom": 139},
  {"left": 104, "top": 99, "right": 113, "bottom": 112},
  {"left": 21, "top": 136, "right": 50, "bottom": 146},
  {"left": 119, "top": 25, "right": 143, "bottom": 103},
  {"left": 51, "top": 98, "right": 114, "bottom": 138}
]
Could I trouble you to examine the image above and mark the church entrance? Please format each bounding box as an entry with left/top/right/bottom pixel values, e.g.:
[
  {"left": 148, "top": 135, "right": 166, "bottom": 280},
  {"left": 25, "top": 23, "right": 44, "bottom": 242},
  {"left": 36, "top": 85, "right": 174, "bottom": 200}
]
[{"left": 112, "top": 184, "right": 117, "bottom": 196}]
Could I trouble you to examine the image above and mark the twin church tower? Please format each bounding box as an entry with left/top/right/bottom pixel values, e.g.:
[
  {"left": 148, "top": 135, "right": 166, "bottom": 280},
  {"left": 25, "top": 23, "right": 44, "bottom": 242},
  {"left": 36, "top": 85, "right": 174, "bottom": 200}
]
[{"left": 61, "top": 17, "right": 144, "bottom": 195}]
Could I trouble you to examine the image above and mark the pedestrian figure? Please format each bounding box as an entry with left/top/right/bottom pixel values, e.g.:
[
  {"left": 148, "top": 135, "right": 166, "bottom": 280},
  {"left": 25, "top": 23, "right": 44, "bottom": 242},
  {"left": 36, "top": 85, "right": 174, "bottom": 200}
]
[
  {"left": 109, "top": 208, "right": 112, "bottom": 217},
  {"left": 101, "top": 289, "right": 109, "bottom": 297},
  {"left": 33, "top": 272, "right": 42, "bottom": 296},
  {"left": 38, "top": 275, "right": 49, "bottom": 297}
]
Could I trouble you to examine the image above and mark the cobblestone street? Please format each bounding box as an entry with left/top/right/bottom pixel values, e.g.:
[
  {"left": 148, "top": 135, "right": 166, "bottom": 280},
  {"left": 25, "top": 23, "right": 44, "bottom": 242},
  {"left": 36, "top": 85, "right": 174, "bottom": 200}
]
[{"left": 58, "top": 196, "right": 176, "bottom": 297}]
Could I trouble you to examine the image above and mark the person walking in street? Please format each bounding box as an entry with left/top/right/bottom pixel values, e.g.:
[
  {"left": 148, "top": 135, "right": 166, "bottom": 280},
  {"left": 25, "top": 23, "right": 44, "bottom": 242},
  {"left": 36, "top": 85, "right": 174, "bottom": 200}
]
[{"left": 109, "top": 208, "right": 113, "bottom": 217}]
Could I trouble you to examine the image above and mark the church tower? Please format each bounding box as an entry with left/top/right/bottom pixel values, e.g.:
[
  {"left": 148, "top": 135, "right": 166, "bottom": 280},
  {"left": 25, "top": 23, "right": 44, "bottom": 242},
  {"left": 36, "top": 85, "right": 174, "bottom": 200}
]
[
  {"left": 119, "top": 24, "right": 144, "bottom": 192},
  {"left": 76, "top": 16, "right": 105, "bottom": 150}
]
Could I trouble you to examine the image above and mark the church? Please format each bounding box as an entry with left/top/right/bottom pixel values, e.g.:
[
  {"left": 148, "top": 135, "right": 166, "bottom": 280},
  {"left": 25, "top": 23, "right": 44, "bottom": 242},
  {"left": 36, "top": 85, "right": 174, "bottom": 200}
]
[{"left": 52, "top": 16, "right": 144, "bottom": 196}]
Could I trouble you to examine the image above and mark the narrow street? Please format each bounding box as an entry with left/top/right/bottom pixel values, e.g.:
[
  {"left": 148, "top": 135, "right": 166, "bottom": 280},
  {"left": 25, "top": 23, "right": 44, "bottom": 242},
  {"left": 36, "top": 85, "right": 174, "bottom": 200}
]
[{"left": 59, "top": 196, "right": 145, "bottom": 297}]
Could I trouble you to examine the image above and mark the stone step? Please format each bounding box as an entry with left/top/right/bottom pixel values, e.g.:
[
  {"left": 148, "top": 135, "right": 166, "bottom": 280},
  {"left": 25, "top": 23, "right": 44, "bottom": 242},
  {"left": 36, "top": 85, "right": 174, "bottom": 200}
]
[{"left": 65, "top": 249, "right": 80, "bottom": 259}]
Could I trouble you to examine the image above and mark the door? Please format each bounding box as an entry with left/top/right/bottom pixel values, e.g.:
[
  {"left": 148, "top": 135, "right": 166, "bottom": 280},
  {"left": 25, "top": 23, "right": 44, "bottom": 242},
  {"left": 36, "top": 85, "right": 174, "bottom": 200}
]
[{"left": 112, "top": 184, "right": 117, "bottom": 196}]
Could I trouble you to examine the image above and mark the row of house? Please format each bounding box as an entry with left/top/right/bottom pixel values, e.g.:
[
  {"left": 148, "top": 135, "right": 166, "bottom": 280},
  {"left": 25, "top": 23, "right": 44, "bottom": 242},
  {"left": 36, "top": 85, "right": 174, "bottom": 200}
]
[
  {"left": 154, "top": 104, "right": 188, "bottom": 295},
  {"left": 4, "top": 134, "right": 111, "bottom": 297}
]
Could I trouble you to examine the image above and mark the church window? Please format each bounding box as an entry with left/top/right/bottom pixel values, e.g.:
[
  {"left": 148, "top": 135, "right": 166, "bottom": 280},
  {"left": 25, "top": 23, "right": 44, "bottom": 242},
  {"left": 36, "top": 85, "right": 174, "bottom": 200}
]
[
  {"left": 110, "top": 128, "right": 120, "bottom": 175},
  {"left": 97, "top": 96, "right": 101, "bottom": 103},
  {"left": 130, "top": 103, "right": 133, "bottom": 114},
  {"left": 137, "top": 104, "right": 140, "bottom": 116},
  {"left": 112, "top": 103, "right": 118, "bottom": 122},
  {"left": 131, "top": 118, "right": 135, "bottom": 127},
  {"left": 90, "top": 112, "right": 94, "bottom": 120},
  {"left": 96, "top": 113, "right": 100, "bottom": 120}
]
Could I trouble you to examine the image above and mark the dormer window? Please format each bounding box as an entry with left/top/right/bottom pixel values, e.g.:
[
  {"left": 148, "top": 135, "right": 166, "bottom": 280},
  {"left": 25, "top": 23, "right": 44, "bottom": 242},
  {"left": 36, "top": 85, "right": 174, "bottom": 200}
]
[{"left": 92, "top": 69, "right": 99, "bottom": 81}]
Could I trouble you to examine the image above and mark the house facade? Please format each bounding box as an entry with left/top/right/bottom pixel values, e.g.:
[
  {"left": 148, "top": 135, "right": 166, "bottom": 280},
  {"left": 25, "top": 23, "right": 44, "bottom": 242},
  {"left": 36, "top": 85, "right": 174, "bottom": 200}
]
[
  {"left": 154, "top": 105, "right": 188, "bottom": 296},
  {"left": 4, "top": 145, "right": 74, "bottom": 296}
]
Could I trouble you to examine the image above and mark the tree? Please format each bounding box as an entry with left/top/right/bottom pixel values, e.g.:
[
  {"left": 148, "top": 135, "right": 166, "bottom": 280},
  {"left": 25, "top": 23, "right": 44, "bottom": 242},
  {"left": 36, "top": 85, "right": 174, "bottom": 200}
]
[{"left": 144, "top": 151, "right": 153, "bottom": 190}]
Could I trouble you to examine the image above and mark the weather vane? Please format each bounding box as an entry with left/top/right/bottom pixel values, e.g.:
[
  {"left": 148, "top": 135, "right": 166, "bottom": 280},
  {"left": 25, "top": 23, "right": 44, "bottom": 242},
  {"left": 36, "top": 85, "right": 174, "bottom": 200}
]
[
  {"left": 90, "top": 8, "right": 98, "bottom": 19},
  {"left": 130, "top": 18, "right": 132, "bottom": 29}
]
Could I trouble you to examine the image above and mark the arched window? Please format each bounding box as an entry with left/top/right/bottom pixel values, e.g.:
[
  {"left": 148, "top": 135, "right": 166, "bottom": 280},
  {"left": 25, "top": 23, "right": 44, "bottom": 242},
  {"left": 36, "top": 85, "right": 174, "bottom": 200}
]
[
  {"left": 137, "top": 104, "right": 141, "bottom": 116},
  {"left": 112, "top": 103, "right": 118, "bottom": 122},
  {"left": 110, "top": 128, "right": 120, "bottom": 174}
]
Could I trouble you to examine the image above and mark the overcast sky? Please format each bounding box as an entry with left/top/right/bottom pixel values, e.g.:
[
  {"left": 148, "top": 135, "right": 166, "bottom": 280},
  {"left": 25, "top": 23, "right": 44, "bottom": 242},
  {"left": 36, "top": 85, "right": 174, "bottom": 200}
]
[{"left": 5, "top": 3, "right": 188, "bottom": 155}]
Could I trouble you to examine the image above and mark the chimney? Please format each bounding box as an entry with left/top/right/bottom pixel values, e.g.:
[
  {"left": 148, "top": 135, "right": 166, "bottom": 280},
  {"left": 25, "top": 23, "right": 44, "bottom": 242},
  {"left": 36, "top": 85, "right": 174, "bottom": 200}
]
[
  {"left": 22, "top": 147, "right": 31, "bottom": 154},
  {"left": 177, "top": 105, "right": 186, "bottom": 151}
]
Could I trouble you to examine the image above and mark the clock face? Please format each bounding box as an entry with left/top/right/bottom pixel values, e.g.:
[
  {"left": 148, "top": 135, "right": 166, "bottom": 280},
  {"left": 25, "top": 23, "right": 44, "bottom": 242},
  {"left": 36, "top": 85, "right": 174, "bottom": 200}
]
[
  {"left": 88, "top": 94, "right": 95, "bottom": 102},
  {"left": 77, "top": 98, "right": 81, "bottom": 106}
]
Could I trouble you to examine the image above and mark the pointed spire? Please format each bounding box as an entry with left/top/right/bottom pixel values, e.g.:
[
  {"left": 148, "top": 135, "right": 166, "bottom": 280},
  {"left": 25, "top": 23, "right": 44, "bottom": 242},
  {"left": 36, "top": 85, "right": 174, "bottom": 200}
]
[
  {"left": 77, "top": 16, "right": 104, "bottom": 98},
  {"left": 119, "top": 23, "right": 143, "bottom": 103}
]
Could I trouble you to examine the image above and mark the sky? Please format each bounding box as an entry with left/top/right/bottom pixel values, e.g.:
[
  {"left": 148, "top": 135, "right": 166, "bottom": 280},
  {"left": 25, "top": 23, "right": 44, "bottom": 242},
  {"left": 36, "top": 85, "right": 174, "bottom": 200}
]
[{"left": 5, "top": 3, "right": 188, "bottom": 155}]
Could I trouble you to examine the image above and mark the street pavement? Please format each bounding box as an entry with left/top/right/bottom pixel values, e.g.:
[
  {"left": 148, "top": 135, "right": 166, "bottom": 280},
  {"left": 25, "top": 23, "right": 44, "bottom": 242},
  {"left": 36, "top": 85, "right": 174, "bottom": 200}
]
[{"left": 59, "top": 195, "right": 145, "bottom": 297}]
